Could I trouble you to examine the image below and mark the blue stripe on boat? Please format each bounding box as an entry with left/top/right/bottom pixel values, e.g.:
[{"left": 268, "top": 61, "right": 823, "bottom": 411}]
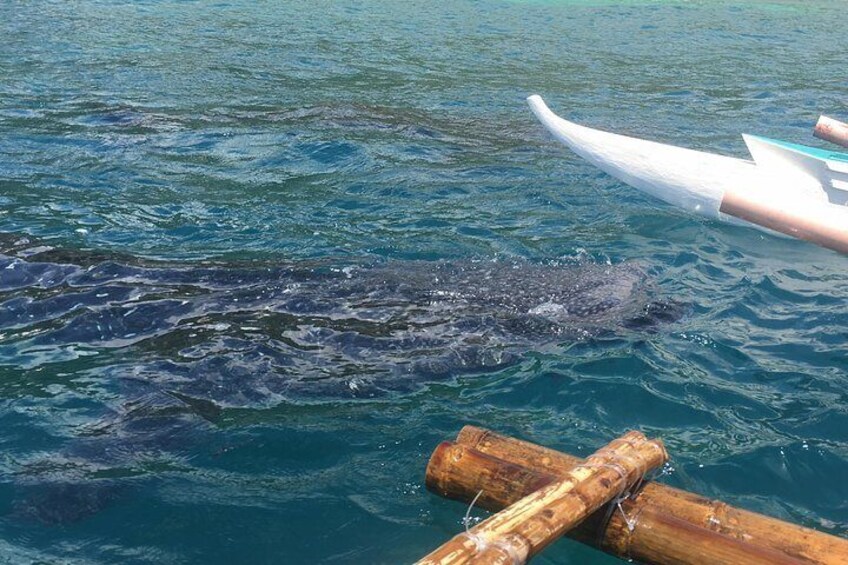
[{"left": 748, "top": 135, "right": 848, "bottom": 163}]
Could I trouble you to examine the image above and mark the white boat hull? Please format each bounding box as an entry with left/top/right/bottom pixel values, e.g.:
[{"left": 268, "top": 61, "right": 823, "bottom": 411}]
[{"left": 527, "top": 95, "right": 848, "bottom": 255}]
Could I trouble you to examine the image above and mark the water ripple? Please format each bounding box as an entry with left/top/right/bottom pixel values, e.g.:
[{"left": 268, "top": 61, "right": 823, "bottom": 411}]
[{"left": 2, "top": 0, "right": 847, "bottom": 562}]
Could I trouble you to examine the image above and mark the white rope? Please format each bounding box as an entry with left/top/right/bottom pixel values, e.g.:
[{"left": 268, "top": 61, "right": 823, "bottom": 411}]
[{"left": 463, "top": 489, "right": 484, "bottom": 533}]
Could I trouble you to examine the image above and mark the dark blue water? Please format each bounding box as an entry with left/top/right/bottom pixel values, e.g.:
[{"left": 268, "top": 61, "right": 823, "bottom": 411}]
[{"left": 1, "top": 0, "right": 847, "bottom": 562}]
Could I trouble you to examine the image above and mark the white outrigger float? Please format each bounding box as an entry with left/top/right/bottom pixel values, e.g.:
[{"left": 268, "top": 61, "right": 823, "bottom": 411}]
[{"left": 527, "top": 95, "right": 848, "bottom": 255}]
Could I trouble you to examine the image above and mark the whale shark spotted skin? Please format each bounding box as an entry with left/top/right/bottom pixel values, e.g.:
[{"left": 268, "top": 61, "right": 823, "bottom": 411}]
[
  {"left": 0, "top": 236, "right": 684, "bottom": 523},
  {"left": 0, "top": 240, "right": 681, "bottom": 399}
]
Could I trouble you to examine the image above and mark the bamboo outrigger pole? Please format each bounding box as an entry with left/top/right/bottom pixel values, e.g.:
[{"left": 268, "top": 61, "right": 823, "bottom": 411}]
[
  {"left": 719, "top": 188, "right": 848, "bottom": 256},
  {"left": 417, "top": 430, "right": 667, "bottom": 565},
  {"left": 425, "top": 426, "right": 848, "bottom": 565},
  {"left": 813, "top": 115, "right": 848, "bottom": 150}
]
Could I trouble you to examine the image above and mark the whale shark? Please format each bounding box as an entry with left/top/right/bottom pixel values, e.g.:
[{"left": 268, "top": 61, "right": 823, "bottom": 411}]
[{"left": 0, "top": 235, "right": 684, "bottom": 523}]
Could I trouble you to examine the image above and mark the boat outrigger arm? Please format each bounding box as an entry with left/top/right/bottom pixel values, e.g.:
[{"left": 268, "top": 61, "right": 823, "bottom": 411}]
[{"left": 527, "top": 95, "right": 848, "bottom": 255}]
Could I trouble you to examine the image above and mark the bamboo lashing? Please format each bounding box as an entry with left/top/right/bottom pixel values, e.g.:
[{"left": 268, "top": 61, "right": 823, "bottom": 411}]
[
  {"left": 417, "top": 430, "right": 667, "bottom": 565},
  {"left": 813, "top": 115, "right": 848, "bottom": 150},
  {"left": 425, "top": 426, "right": 848, "bottom": 565}
]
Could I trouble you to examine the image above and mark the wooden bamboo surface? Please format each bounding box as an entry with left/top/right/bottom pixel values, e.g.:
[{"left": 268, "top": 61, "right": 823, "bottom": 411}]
[
  {"left": 424, "top": 426, "right": 848, "bottom": 565},
  {"left": 813, "top": 115, "right": 848, "bottom": 150},
  {"left": 418, "top": 430, "right": 666, "bottom": 565}
]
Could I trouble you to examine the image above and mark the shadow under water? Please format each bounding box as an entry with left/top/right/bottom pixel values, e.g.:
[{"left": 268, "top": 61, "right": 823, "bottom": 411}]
[{"left": 0, "top": 234, "right": 684, "bottom": 524}]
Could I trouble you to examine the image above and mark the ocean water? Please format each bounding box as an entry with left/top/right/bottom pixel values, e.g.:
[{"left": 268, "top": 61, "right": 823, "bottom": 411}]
[{"left": 1, "top": 0, "right": 847, "bottom": 562}]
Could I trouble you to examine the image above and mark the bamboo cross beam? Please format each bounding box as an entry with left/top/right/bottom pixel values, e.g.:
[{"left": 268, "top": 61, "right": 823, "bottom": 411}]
[
  {"left": 417, "top": 430, "right": 667, "bottom": 565},
  {"left": 813, "top": 115, "right": 848, "bottom": 150},
  {"left": 425, "top": 426, "right": 848, "bottom": 565}
]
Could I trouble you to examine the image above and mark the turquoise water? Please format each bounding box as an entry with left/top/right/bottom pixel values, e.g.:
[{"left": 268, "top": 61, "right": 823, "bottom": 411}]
[{"left": 2, "top": 0, "right": 848, "bottom": 562}]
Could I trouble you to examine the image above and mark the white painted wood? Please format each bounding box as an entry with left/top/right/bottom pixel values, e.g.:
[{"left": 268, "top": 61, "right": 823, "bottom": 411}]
[{"left": 526, "top": 95, "right": 825, "bottom": 220}]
